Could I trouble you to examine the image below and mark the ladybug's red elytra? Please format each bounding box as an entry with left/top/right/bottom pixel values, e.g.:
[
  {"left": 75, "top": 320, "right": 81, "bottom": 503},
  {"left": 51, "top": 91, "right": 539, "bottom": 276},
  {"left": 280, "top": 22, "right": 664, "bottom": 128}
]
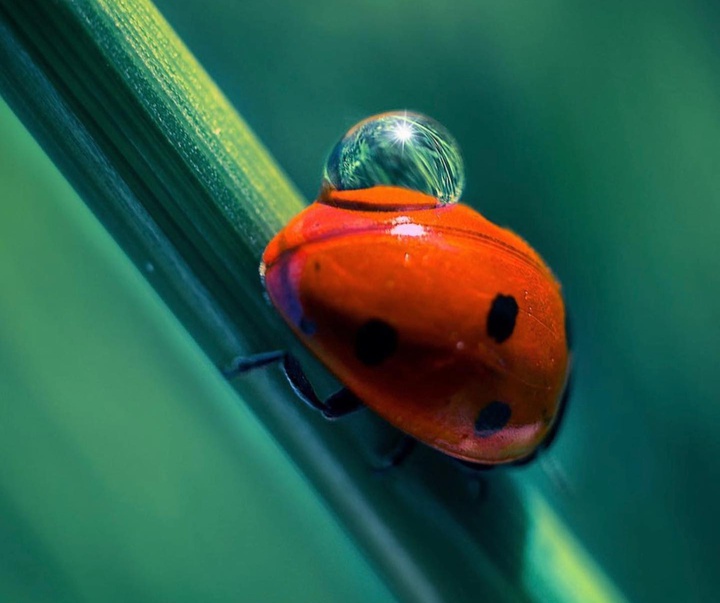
[{"left": 248, "top": 111, "right": 569, "bottom": 465}]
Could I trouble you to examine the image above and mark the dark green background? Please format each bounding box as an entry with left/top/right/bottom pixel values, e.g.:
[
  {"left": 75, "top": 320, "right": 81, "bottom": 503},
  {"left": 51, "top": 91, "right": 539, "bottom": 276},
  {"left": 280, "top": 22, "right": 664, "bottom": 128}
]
[{"left": 2, "top": 0, "right": 719, "bottom": 601}]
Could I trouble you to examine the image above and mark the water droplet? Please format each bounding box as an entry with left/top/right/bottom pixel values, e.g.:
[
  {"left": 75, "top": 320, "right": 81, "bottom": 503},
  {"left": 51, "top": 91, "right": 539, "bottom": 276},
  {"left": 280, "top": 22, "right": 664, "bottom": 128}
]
[{"left": 324, "top": 111, "right": 465, "bottom": 204}]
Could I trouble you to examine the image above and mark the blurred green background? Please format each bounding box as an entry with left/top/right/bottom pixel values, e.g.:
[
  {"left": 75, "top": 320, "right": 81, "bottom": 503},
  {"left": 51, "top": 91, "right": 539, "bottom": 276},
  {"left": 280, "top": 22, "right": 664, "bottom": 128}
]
[{"left": 2, "top": 0, "right": 719, "bottom": 601}]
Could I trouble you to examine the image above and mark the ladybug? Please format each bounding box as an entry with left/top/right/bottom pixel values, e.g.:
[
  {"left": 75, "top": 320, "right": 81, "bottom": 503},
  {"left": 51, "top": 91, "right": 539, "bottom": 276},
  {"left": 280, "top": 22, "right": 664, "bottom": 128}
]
[{"left": 233, "top": 112, "right": 571, "bottom": 466}]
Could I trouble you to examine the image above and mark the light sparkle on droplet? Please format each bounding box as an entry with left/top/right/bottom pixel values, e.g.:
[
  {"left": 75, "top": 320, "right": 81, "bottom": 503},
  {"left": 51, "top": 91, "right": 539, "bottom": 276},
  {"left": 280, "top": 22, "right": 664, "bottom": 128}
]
[{"left": 392, "top": 119, "right": 414, "bottom": 144}]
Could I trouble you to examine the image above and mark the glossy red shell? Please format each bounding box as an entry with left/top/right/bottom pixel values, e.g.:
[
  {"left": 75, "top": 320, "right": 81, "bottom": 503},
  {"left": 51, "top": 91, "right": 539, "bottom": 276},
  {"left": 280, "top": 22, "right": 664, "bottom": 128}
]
[{"left": 262, "top": 186, "right": 569, "bottom": 464}]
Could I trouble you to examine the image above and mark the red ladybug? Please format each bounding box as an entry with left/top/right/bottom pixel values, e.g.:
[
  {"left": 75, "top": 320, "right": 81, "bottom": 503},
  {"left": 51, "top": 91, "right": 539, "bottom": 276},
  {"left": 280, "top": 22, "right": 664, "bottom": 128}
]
[{"left": 260, "top": 182, "right": 570, "bottom": 465}]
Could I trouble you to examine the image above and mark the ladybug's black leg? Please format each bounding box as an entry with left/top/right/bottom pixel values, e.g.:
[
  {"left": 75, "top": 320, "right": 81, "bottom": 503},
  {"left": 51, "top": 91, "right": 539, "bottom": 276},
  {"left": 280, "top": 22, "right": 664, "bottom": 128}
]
[
  {"left": 373, "top": 435, "right": 417, "bottom": 472},
  {"left": 223, "top": 350, "right": 286, "bottom": 377},
  {"left": 455, "top": 460, "right": 491, "bottom": 502},
  {"left": 224, "top": 351, "right": 364, "bottom": 419},
  {"left": 282, "top": 354, "right": 364, "bottom": 419}
]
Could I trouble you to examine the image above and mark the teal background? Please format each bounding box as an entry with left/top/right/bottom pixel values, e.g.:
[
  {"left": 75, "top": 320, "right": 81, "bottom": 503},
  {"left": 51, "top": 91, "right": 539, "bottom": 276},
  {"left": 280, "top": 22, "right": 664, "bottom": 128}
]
[{"left": 2, "top": 0, "right": 720, "bottom": 601}]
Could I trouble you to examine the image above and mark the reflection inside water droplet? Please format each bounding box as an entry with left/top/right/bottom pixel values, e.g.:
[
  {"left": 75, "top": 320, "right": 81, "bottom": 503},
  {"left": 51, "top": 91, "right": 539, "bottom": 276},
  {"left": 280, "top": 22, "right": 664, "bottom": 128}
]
[{"left": 324, "top": 111, "right": 465, "bottom": 205}]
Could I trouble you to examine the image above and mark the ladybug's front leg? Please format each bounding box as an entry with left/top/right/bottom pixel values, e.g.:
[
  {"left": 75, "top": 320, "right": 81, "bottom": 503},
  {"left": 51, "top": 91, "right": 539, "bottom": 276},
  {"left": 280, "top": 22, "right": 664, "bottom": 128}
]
[
  {"left": 281, "top": 355, "right": 364, "bottom": 419},
  {"left": 224, "top": 352, "right": 364, "bottom": 419}
]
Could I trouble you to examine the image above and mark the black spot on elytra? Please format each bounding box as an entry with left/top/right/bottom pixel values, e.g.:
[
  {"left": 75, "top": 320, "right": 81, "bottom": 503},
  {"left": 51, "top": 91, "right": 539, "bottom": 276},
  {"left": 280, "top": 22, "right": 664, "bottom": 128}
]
[
  {"left": 355, "top": 319, "right": 397, "bottom": 366},
  {"left": 474, "top": 401, "right": 512, "bottom": 437},
  {"left": 487, "top": 294, "right": 518, "bottom": 343}
]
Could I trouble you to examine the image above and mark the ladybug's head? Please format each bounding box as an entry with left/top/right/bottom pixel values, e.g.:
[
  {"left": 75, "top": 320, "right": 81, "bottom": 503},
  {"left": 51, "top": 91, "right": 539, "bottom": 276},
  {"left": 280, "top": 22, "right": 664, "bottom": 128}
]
[{"left": 322, "top": 111, "right": 465, "bottom": 208}]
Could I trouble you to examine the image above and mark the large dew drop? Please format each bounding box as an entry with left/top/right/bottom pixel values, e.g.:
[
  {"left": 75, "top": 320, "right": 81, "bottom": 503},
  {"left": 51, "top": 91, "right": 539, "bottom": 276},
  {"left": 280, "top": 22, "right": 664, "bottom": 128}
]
[{"left": 323, "top": 111, "right": 465, "bottom": 205}]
